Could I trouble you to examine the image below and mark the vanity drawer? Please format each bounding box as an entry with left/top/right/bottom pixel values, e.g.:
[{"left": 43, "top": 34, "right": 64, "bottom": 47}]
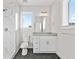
[
  {"left": 33, "top": 38, "right": 39, "bottom": 46},
  {"left": 33, "top": 38, "right": 39, "bottom": 52}
]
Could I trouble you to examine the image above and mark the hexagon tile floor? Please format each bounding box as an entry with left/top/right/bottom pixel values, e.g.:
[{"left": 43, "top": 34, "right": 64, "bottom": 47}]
[{"left": 13, "top": 49, "right": 61, "bottom": 59}]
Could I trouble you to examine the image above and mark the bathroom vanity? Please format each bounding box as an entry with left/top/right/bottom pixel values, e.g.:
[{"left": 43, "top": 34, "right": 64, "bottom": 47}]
[{"left": 32, "top": 32, "right": 57, "bottom": 53}]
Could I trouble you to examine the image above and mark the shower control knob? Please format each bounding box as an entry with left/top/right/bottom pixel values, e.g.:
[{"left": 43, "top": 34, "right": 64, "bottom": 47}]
[{"left": 4, "top": 28, "right": 8, "bottom": 32}]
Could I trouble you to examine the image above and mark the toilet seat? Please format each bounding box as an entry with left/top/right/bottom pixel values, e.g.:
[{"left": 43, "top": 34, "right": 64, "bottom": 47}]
[{"left": 20, "top": 42, "right": 28, "bottom": 48}]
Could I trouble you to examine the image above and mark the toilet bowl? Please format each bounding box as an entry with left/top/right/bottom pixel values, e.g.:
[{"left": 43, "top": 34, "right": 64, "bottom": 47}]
[
  {"left": 20, "top": 27, "right": 32, "bottom": 56},
  {"left": 20, "top": 42, "right": 28, "bottom": 56}
]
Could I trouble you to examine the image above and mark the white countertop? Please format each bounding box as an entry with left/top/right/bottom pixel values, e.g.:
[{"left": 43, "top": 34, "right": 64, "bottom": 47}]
[{"left": 33, "top": 32, "right": 57, "bottom": 36}]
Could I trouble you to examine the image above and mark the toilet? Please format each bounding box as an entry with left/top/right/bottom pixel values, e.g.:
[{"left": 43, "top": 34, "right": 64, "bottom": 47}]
[
  {"left": 20, "top": 26, "right": 32, "bottom": 56},
  {"left": 20, "top": 41, "right": 28, "bottom": 56}
]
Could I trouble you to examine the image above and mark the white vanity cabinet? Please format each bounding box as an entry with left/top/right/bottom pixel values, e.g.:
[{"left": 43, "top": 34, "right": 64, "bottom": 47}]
[{"left": 32, "top": 33, "right": 57, "bottom": 53}]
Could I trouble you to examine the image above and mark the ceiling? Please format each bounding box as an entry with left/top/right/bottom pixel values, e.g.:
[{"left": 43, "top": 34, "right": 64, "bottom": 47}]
[
  {"left": 4, "top": 0, "right": 63, "bottom": 6},
  {"left": 18, "top": 0, "right": 55, "bottom": 6}
]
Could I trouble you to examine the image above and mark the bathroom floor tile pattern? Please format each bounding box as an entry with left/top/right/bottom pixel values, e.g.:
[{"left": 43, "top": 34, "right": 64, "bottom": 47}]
[{"left": 13, "top": 49, "right": 60, "bottom": 59}]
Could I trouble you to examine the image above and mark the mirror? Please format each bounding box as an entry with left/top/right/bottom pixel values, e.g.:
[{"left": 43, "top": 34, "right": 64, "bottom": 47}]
[{"left": 34, "top": 16, "right": 47, "bottom": 32}]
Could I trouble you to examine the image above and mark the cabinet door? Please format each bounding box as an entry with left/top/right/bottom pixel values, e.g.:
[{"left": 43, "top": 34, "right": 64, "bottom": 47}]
[{"left": 39, "top": 36, "right": 56, "bottom": 52}]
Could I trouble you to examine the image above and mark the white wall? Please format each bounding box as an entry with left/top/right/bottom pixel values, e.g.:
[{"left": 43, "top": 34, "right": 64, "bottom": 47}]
[
  {"left": 51, "top": 1, "right": 62, "bottom": 33},
  {"left": 62, "top": 0, "right": 69, "bottom": 26},
  {"left": 3, "top": 2, "right": 21, "bottom": 59}
]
